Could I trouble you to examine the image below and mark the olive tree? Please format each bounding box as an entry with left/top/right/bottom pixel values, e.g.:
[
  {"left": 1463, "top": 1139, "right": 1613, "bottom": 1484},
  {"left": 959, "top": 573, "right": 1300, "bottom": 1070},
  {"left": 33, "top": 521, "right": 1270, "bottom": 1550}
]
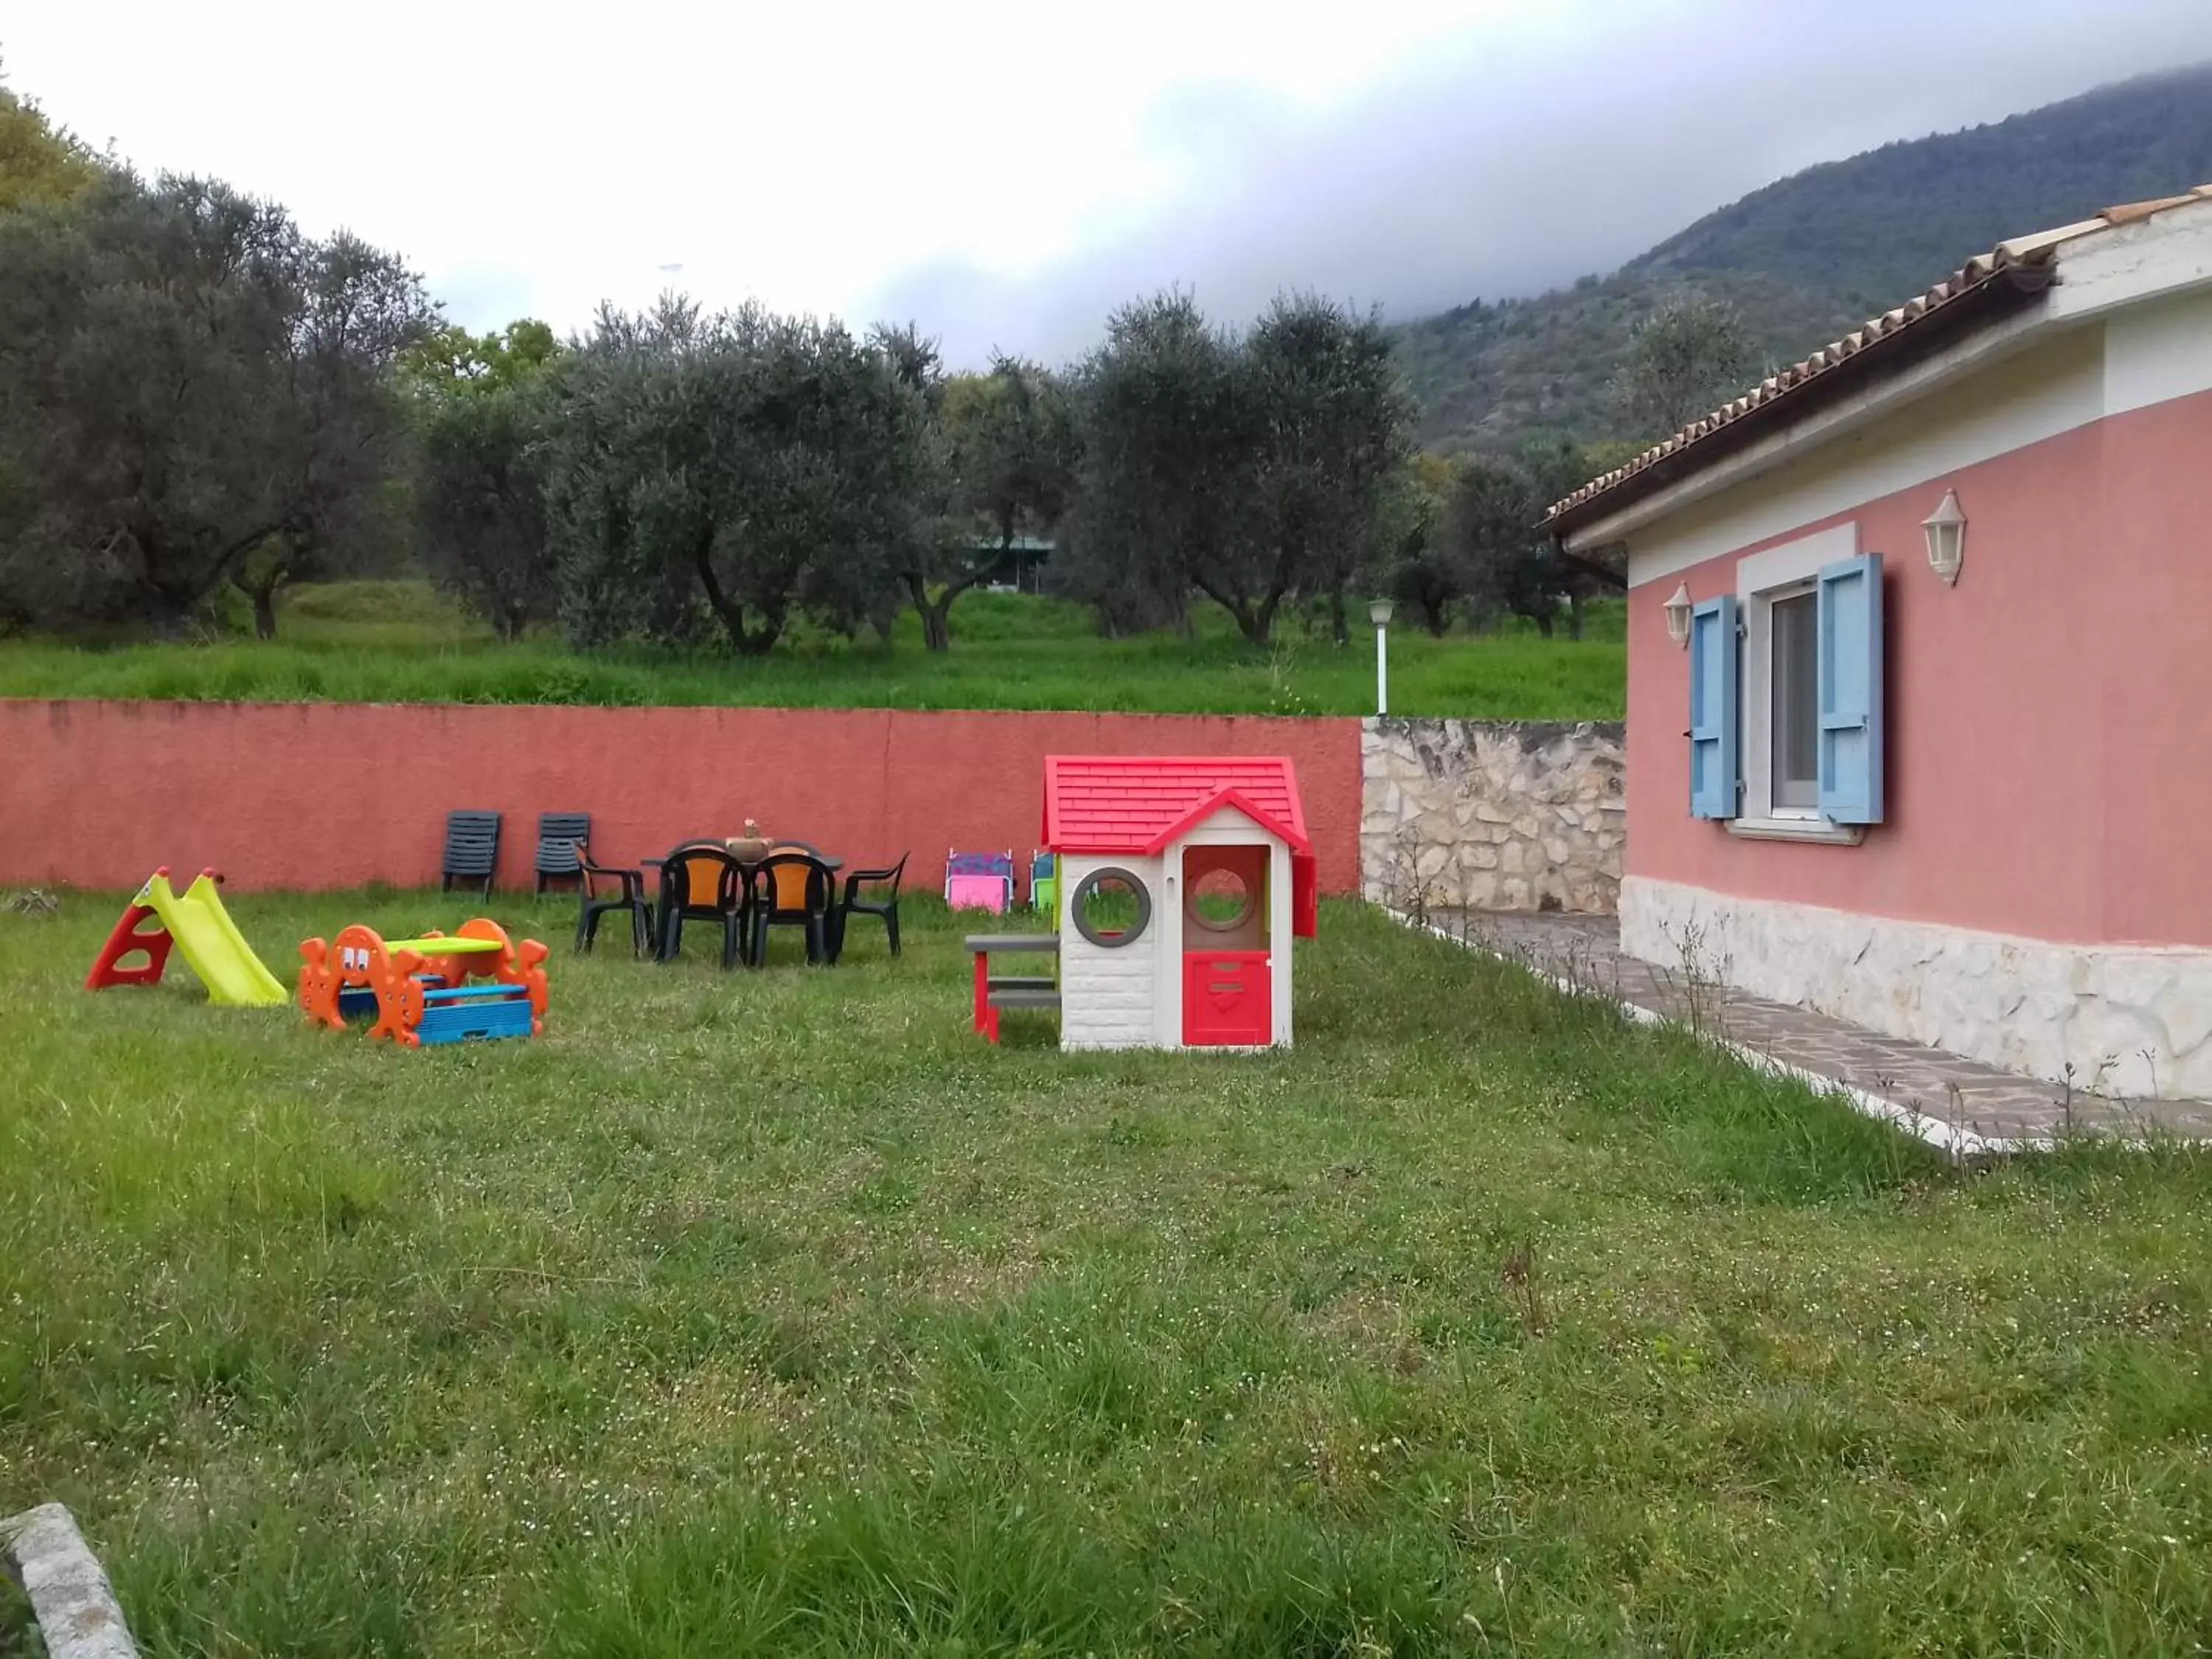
[
  {"left": 1441, "top": 451, "right": 1573, "bottom": 636},
  {"left": 1062, "top": 293, "right": 1255, "bottom": 636},
  {"left": 1065, "top": 291, "right": 1411, "bottom": 645},
  {"left": 0, "top": 63, "right": 103, "bottom": 212},
  {"left": 411, "top": 383, "right": 559, "bottom": 639},
  {"left": 1244, "top": 293, "right": 1413, "bottom": 644},
  {"left": 1384, "top": 453, "right": 1458, "bottom": 636},
  {"left": 0, "top": 171, "right": 431, "bottom": 628},
  {"left": 916, "top": 354, "right": 1079, "bottom": 649},
  {"left": 541, "top": 299, "right": 931, "bottom": 653},
  {"left": 1612, "top": 293, "right": 1754, "bottom": 440}
]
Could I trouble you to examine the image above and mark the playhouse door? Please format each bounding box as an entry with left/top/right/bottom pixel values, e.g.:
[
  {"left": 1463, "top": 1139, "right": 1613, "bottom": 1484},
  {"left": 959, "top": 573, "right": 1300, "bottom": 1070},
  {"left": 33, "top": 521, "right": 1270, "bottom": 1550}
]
[{"left": 1181, "top": 846, "right": 1271, "bottom": 1046}]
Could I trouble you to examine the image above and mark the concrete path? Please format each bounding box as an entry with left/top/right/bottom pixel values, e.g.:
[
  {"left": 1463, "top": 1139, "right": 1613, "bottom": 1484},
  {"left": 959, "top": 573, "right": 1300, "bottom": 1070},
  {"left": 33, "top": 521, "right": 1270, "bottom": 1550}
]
[{"left": 1422, "top": 908, "right": 2212, "bottom": 1154}]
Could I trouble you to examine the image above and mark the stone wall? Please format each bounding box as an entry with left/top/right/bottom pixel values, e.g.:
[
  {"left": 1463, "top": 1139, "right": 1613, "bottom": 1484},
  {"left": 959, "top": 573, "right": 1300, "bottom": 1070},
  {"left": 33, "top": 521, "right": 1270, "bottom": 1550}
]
[{"left": 1360, "top": 719, "right": 1625, "bottom": 914}]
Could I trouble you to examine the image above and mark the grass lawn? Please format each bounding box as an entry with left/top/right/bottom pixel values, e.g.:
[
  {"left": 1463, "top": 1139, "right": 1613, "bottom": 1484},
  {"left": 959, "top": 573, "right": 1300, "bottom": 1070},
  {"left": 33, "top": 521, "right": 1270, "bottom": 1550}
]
[
  {"left": 4, "top": 891, "right": 2210, "bottom": 1656},
  {"left": 0, "top": 1573, "right": 38, "bottom": 1658},
  {"left": 0, "top": 583, "right": 1625, "bottom": 720}
]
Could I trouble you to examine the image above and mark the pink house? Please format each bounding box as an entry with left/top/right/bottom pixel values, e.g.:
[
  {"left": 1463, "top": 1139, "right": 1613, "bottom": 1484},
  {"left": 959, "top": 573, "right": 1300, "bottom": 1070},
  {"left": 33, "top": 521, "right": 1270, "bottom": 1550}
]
[{"left": 1546, "top": 184, "right": 2212, "bottom": 1099}]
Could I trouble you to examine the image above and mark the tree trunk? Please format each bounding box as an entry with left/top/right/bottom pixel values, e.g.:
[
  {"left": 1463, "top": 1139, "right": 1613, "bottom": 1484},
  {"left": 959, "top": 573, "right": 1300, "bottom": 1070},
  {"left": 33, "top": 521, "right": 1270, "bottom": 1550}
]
[
  {"left": 1196, "top": 575, "right": 1273, "bottom": 645},
  {"left": 197, "top": 522, "right": 299, "bottom": 635},
  {"left": 230, "top": 568, "right": 285, "bottom": 639},
  {"left": 1329, "top": 588, "right": 1349, "bottom": 648},
  {"left": 734, "top": 618, "right": 782, "bottom": 655},
  {"left": 692, "top": 535, "right": 758, "bottom": 654},
  {"left": 1568, "top": 590, "right": 1585, "bottom": 641},
  {"left": 903, "top": 571, "right": 975, "bottom": 653},
  {"left": 1421, "top": 597, "right": 1449, "bottom": 637},
  {"left": 1532, "top": 610, "right": 1555, "bottom": 639},
  {"left": 921, "top": 599, "right": 950, "bottom": 652}
]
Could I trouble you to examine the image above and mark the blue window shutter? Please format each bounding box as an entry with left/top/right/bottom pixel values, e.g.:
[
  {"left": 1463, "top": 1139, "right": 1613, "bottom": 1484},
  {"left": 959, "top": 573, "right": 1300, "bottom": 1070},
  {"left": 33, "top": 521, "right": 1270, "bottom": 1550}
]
[
  {"left": 1817, "top": 552, "right": 1885, "bottom": 824},
  {"left": 1687, "top": 595, "right": 1739, "bottom": 819}
]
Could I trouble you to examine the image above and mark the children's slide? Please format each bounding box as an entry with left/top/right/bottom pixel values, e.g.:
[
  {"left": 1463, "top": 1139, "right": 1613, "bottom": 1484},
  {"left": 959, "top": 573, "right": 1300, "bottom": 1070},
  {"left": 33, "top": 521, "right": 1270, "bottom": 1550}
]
[{"left": 86, "top": 869, "right": 288, "bottom": 1006}]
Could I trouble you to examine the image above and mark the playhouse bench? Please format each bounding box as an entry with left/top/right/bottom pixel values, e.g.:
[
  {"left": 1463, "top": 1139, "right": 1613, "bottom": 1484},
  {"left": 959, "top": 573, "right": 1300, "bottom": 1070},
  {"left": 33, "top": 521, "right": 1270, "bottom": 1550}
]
[
  {"left": 965, "top": 932, "right": 1060, "bottom": 1043},
  {"left": 987, "top": 986, "right": 1063, "bottom": 1011}
]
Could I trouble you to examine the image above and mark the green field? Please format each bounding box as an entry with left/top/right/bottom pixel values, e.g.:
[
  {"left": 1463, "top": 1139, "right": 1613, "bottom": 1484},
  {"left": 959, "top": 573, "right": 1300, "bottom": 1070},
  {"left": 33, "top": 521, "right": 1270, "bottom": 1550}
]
[
  {"left": 0, "top": 582, "right": 1625, "bottom": 719},
  {"left": 4, "top": 891, "right": 2209, "bottom": 1655}
]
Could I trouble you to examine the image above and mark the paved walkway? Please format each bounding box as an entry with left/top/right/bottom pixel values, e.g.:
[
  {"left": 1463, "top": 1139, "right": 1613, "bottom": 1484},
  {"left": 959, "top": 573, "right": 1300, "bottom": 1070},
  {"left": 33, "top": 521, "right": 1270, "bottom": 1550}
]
[{"left": 1422, "top": 908, "right": 2212, "bottom": 1153}]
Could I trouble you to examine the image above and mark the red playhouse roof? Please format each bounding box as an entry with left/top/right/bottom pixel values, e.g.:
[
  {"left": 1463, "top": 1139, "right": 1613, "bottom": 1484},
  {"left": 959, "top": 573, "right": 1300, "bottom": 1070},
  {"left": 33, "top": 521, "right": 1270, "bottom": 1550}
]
[{"left": 1042, "top": 755, "right": 1311, "bottom": 855}]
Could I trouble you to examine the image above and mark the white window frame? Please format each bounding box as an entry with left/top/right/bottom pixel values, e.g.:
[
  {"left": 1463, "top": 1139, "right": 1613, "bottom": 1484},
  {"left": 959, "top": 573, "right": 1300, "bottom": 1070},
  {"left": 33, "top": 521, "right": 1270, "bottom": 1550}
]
[{"left": 1731, "top": 524, "right": 1865, "bottom": 845}]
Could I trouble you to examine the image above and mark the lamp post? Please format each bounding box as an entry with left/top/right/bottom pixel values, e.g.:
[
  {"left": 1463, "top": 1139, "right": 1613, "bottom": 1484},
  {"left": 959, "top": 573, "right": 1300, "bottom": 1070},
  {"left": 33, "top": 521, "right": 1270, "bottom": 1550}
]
[{"left": 1368, "top": 598, "right": 1394, "bottom": 717}]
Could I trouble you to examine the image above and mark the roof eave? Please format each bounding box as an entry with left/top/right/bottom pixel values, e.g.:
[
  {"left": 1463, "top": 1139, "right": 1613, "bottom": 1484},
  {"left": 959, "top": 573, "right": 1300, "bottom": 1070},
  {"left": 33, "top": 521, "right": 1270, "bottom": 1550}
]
[
  {"left": 1139, "top": 787, "right": 1311, "bottom": 856},
  {"left": 1544, "top": 257, "right": 2056, "bottom": 543}
]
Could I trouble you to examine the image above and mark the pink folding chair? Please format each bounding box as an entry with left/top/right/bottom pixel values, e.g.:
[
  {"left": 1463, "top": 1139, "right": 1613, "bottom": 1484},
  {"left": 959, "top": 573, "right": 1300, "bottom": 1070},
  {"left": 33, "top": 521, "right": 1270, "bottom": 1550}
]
[{"left": 945, "top": 849, "right": 1015, "bottom": 914}]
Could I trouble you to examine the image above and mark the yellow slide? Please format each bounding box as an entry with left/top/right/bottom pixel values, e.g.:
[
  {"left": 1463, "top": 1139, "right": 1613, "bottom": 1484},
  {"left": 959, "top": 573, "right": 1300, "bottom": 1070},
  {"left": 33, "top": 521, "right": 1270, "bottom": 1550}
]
[{"left": 139, "top": 871, "right": 288, "bottom": 1006}]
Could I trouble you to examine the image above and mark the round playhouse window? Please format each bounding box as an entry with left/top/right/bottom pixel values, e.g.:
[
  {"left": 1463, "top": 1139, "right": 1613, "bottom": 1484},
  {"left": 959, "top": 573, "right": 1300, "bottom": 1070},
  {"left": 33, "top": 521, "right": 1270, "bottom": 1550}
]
[
  {"left": 1186, "top": 863, "right": 1257, "bottom": 933},
  {"left": 1070, "top": 867, "right": 1151, "bottom": 947}
]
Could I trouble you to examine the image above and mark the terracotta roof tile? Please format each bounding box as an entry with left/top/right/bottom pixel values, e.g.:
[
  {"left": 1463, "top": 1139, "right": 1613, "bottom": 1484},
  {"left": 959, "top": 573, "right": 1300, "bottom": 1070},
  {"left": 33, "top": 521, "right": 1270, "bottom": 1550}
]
[
  {"left": 1543, "top": 184, "right": 2212, "bottom": 531},
  {"left": 1042, "top": 755, "right": 1310, "bottom": 855}
]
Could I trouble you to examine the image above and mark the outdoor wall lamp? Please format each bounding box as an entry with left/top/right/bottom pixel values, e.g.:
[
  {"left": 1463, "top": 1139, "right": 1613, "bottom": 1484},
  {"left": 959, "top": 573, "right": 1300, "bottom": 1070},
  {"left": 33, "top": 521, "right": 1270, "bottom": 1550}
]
[
  {"left": 1923, "top": 489, "right": 1966, "bottom": 585},
  {"left": 1663, "top": 581, "right": 1693, "bottom": 648},
  {"left": 1368, "top": 598, "right": 1394, "bottom": 716}
]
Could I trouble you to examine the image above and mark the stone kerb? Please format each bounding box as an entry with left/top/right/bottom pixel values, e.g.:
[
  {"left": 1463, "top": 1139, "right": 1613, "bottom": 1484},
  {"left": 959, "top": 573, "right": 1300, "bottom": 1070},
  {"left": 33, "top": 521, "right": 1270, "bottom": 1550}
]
[
  {"left": 1360, "top": 717, "right": 1624, "bottom": 914},
  {"left": 1, "top": 1503, "right": 138, "bottom": 1659}
]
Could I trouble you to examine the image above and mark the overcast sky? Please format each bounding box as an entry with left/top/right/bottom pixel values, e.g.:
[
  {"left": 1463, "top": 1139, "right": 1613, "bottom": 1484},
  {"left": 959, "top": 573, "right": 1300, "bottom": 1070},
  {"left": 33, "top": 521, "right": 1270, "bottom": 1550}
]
[{"left": 7, "top": 0, "right": 2206, "bottom": 366}]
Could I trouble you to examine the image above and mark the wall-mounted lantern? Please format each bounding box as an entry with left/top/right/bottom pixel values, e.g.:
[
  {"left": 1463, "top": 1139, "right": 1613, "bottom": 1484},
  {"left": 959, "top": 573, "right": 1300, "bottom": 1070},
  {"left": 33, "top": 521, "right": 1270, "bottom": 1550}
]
[
  {"left": 1663, "top": 582, "right": 1694, "bottom": 648},
  {"left": 1923, "top": 489, "right": 1966, "bottom": 585}
]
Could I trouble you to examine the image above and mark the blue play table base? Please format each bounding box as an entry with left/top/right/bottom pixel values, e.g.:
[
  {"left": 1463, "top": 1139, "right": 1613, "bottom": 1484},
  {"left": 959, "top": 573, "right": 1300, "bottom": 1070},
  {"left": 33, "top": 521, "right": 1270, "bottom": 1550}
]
[{"left": 335, "top": 980, "right": 536, "bottom": 1045}]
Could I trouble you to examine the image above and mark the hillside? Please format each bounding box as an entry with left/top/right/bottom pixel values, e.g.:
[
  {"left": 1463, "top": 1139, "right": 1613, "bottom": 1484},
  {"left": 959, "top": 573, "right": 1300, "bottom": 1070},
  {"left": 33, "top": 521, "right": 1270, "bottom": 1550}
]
[{"left": 1398, "top": 63, "right": 2212, "bottom": 453}]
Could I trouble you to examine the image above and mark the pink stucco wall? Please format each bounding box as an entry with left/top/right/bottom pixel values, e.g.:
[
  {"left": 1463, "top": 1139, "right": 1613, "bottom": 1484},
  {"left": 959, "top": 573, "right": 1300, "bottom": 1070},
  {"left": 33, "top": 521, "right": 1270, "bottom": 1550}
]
[
  {"left": 1627, "top": 386, "right": 2212, "bottom": 949},
  {"left": 0, "top": 703, "right": 1363, "bottom": 897}
]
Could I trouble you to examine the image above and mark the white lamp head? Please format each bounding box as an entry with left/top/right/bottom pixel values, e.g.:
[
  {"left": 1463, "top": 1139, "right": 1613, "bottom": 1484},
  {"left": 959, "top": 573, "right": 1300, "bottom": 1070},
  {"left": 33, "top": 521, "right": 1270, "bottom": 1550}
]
[
  {"left": 1663, "top": 581, "right": 1693, "bottom": 648},
  {"left": 1923, "top": 489, "right": 1966, "bottom": 585},
  {"left": 1368, "top": 598, "right": 1395, "bottom": 627}
]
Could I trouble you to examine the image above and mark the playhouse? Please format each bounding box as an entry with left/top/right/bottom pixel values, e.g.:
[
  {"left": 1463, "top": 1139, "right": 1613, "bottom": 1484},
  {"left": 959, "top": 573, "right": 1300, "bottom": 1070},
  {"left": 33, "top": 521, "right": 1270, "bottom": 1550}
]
[{"left": 1042, "top": 754, "right": 1317, "bottom": 1051}]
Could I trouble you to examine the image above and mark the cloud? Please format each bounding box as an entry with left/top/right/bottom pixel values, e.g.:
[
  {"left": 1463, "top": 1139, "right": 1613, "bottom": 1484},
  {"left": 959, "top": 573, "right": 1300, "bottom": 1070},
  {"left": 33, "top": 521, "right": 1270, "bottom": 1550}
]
[
  {"left": 9, "top": 0, "right": 2206, "bottom": 364},
  {"left": 860, "top": 0, "right": 2212, "bottom": 367}
]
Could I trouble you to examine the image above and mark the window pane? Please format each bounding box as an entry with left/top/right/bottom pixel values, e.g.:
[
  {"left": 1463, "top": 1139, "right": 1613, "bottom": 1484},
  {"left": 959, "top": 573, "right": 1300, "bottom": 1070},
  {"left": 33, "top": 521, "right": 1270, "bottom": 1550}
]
[{"left": 1773, "top": 591, "right": 1819, "bottom": 807}]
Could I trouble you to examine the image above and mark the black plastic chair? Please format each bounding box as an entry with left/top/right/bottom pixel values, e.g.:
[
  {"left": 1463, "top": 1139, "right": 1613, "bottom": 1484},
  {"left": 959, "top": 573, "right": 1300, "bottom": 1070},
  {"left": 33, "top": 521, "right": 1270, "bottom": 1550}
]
[
  {"left": 574, "top": 842, "right": 653, "bottom": 957},
  {"left": 656, "top": 843, "right": 750, "bottom": 969},
  {"left": 833, "top": 852, "right": 908, "bottom": 961},
  {"left": 440, "top": 810, "right": 501, "bottom": 897},
  {"left": 535, "top": 812, "right": 591, "bottom": 894},
  {"left": 751, "top": 852, "right": 835, "bottom": 967}
]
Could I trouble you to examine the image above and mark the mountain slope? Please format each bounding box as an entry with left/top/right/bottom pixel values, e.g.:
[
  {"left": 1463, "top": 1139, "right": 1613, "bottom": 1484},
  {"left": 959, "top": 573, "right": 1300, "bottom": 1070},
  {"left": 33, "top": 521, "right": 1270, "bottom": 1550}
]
[{"left": 1399, "top": 63, "right": 2212, "bottom": 453}]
